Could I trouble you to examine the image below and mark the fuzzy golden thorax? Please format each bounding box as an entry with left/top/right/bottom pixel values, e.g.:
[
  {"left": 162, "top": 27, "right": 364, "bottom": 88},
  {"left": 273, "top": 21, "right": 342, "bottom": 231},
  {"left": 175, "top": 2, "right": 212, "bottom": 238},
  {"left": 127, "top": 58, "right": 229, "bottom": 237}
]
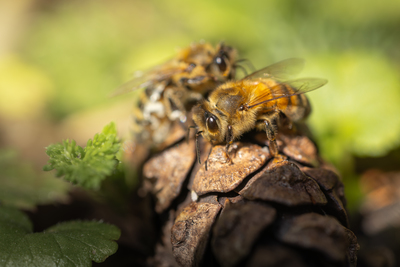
[{"left": 192, "top": 81, "right": 262, "bottom": 145}]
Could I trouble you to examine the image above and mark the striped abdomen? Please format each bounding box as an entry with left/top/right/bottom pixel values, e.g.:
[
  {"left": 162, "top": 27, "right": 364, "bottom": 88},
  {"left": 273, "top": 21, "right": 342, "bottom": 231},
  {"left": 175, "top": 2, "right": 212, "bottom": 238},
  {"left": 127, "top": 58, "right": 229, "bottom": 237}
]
[{"left": 257, "top": 80, "right": 311, "bottom": 122}]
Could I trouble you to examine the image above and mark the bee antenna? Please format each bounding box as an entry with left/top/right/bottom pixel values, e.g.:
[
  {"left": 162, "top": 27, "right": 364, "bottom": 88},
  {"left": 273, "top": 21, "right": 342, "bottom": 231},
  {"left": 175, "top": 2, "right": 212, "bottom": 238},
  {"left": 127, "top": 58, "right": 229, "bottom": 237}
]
[
  {"left": 235, "top": 58, "right": 256, "bottom": 72},
  {"left": 187, "top": 125, "right": 198, "bottom": 144},
  {"left": 233, "top": 63, "right": 248, "bottom": 77}
]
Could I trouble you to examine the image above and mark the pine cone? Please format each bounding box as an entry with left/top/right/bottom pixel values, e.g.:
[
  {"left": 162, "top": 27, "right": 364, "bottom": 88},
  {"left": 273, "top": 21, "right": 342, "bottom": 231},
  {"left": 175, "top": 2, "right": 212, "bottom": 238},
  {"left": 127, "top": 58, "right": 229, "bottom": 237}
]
[{"left": 142, "top": 122, "right": 359, "bottom": 267}]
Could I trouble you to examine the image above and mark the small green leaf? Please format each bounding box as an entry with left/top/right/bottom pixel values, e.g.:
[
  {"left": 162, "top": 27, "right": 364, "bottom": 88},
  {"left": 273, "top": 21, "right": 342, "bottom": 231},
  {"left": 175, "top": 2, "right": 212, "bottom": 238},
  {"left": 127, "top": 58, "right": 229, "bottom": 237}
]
[
  {"left": 43, "top": 122, "right": 122, "bottom": 189},
  {"left": 0, "top": 206, "right": 120, "bottom": 267}
]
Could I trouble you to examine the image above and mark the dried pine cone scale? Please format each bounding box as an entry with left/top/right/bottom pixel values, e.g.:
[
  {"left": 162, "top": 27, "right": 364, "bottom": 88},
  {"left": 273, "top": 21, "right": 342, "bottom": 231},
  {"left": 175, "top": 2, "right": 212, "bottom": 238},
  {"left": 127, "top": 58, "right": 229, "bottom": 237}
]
[
  {"left": 211, "top": 199, "right": 277, "bottom": 267},
  {"left": 245, "top": 242, "right": 307, "bottom": 267},
  {"left": 171, "top": 195, "right": 222, "bottom": 267},
  {"left": 302, "top": 167, "right": 349, "bottom": 227},
  {"left": 143, "top": 139, "right": 196, "bottom": 213},
  {"left": 192, "top": 143, "right": 270, "bottom": 196},
  {"left": 276, "top": 213, "right": 354, "bottom": 262},
  {"left": 143, "top": 129, "right": 359, "bottom": 267},
  {"left": 237, "top": 157, "right": 328, "bottom": 206}
]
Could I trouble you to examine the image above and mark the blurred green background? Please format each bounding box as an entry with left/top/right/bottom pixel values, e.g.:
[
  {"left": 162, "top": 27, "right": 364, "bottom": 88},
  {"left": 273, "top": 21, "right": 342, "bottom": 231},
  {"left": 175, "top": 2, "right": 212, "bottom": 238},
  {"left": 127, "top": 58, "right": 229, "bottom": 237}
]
[{"left": 1, "top": 0, "right": 400, "bottom": 212}]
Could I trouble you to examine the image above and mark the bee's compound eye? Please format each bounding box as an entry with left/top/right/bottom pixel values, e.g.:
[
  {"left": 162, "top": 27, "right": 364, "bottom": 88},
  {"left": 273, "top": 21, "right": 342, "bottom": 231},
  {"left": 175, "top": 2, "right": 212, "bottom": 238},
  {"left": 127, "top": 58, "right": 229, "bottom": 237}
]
[
  {"left": 206, "top": 116, "right": 219, "bottom": 133},
  {"left": 214, "top": 56, "right": 227, "bottom": 73}
]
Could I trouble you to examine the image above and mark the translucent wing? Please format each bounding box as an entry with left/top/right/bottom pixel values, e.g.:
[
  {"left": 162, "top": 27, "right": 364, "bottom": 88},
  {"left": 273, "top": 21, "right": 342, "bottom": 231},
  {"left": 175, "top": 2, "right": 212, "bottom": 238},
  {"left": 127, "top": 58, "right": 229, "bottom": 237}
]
[
  {"left": 240, "top": 58, "right": 305, "bottom": 81},
  {"left": 110, "top": 65, "right": 184, "bottom": 97},
  {"left": 247, "top": 78, "right": 328, "bottom": 109},
  {"left": 110, "top": 51, "right": 191, "bottom": 97}
]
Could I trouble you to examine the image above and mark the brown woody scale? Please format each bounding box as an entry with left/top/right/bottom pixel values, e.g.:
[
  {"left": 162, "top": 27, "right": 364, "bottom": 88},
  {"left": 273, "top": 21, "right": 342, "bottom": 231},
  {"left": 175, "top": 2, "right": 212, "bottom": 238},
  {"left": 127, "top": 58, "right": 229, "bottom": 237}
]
[{"left": 142, "top": 119, "right": 359, "bottom": 267}]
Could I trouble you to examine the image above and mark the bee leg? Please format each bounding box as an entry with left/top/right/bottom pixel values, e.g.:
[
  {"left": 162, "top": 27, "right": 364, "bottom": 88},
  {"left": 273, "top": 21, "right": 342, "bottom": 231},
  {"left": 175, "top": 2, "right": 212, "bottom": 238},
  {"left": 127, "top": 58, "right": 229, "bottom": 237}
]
[
  {"left": 205, "top": 144, "right": 213, "bottom": 171},
  {"left": 225, "top": 143, "right": 233, "bottom": 164},
  {"left": 262, "top": 112, "right": 280, "bottom": 157},
  {"left": 194, "top": 131, "right": 214, "bottom": 172},
  {"left": 265, "top": 123, "right": 278, "bottom": 156},
  {"left": 164, "top": 88, "right": 187, "bottom": 122},
  {"left": 195, "top": 131, "right": 203, "bottom": 165},
  {"left": 186, "top": 91, "right": 203, "bottom": 103},
  {"left": 187, "top": 125, "right": 198, "bottom": 144},
  {"left": 224, "top": 125, "right": 234, "bottom": 164}
]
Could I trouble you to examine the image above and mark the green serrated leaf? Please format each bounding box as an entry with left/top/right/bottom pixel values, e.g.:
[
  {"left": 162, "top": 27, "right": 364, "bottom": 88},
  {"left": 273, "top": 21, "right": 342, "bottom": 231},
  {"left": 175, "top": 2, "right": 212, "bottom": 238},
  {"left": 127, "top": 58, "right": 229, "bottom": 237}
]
[
  {"left": 100, "top": 122, "right": 117, "bottom": 136},
  {"left": 0, "top": 206, "right": 120, "bottom": 267},
  {"left": 43, "top": 122, "right": 122, "bottom": 190}
]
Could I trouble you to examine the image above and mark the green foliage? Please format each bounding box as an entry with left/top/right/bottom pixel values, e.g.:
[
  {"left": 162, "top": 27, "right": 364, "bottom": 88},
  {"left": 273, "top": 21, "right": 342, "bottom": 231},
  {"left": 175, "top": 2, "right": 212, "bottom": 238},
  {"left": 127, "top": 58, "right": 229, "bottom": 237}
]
[
  {"left": 0, "top": 206, "right": 120, "bottom": 267},
  {"left": 22, "top": 2, "right": 132, "bottom": 119},
  {"left": 43, "top": 122, "right": 122, "bottom": 190},
  {"left": 306, "top": 52, "right": 400, "bottom": 171},
  {"left": 21, "top": 0, "right": 400, "bottom": 161},
  {"left": 0, "top": 55, "right": 53, "bottom": 120},
  {"left": 0, "top": 149, "right": 70, "bottom": 210},
  {"left": 11, "top": 0, "right": 400, "bottom": 211}
]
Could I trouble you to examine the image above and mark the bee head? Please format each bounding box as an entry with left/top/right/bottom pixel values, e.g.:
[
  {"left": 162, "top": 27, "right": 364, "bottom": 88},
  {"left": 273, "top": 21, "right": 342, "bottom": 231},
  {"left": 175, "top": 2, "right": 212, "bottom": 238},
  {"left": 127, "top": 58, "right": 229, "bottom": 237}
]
[
  {"left": 192, "top": 101, "right": 226, "bottom": 144},
  {"left": 209, "top": 43, "right": 237, "bottom": 80}
]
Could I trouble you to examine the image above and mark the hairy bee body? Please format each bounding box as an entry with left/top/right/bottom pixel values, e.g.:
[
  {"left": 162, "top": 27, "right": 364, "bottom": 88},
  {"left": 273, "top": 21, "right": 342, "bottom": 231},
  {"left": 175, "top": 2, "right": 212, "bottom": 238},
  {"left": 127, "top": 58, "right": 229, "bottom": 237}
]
[
  {"left": 117, "top": 42, "right": 238, "bottom": 148},
  {"left": 198, "top": 79, "right": 311, "bottom": 144},
  {"left": 192, "top": 58, "right": 327, "bottom": 161}
]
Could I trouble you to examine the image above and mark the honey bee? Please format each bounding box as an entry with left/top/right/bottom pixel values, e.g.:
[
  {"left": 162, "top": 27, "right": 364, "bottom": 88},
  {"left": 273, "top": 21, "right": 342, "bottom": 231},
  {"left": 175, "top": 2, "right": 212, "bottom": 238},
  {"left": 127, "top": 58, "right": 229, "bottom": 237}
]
[
  {"left": 192, "top": 58, "right": 327, "bottom": 166},
  {"left": 115, "top": 42, "right": 238, "bottom": 148}
]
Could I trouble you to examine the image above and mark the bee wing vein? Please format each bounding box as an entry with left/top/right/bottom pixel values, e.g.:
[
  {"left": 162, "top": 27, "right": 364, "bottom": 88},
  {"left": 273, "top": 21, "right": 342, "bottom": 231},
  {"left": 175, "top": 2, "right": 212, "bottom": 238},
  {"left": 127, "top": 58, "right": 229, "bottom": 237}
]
[{"left": 247, "top": 78, "right": 327, "bottom": 108}]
